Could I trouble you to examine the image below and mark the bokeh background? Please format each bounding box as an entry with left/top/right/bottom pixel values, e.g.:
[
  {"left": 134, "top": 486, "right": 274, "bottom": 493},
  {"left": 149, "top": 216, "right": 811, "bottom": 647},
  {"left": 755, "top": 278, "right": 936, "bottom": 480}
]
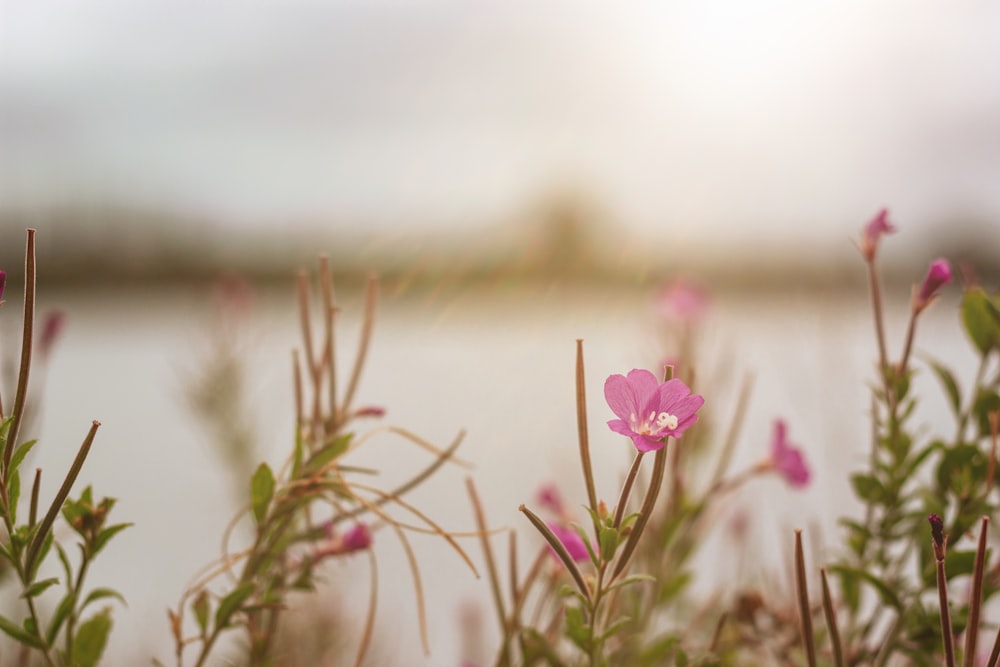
[{"left": 1, "top": 1, "right": 999, "bottom": 664}]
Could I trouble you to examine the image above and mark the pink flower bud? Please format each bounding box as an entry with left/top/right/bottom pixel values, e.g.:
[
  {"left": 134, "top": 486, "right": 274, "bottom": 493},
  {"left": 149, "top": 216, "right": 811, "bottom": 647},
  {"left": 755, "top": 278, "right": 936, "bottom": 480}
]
[
  {"left": 655, "top": 279, "right": 709, "bottom": 324},
  {"left": 859, "top": 208, "right": 896, "bottom": 261},
  {"left": 38, "top": 310, "right": 65, "bottom": 357},
  {"left": 0, "top": 269, "right": 6, "bottom": 303},
  {"left": 547, "top": 523, "right": 590, "bottom": 563},
  {"left": 915, "top": 258, "right": 951, "bottom": 309},
  {"left": 352, "top": 405, "right": 386, "bottom": 419},
  {"left": 341, "top": 523, "right": 372, "bottom": 552},
  {"left": 769, "top": 420, "right": 811, "bottom": 489},
  {"left": 536, "top": 483, "right": 564, "bottom": 515}
]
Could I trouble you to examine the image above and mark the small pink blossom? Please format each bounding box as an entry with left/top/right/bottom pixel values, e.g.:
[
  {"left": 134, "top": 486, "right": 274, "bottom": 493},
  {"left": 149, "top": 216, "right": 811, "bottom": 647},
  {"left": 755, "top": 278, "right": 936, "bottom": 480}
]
[
  {"left": 342, "top": 523, "right": 372, "bottom": 552},
  {"left": 605, "top": 369, "right": 704, "bottom": 452},
  {"left": 38, "top": 310, "right": 65, "bottom": 357},
  {"left": 547, "top": 523, "right": 590, "bottom": 562},
  {"left": 915, "top": 258, "right": 951, "bottom": 310},
  {"left": 859, "top": 208, "right": 896, "bottom": 261},
  {"left": 655, "top": 279, "right": 709, "bottom": 324},
  {"left": 769, "top": 420, "right": 810, "bottom": 488},
  {"left": 352, "top": 405, "right": 386, "bottom": 419},
  {"left": 536, "top": 483, "right": 565, "bottom": 516},
  {"left": 314, "top": 521, "right": 372, "bottom": 559}
]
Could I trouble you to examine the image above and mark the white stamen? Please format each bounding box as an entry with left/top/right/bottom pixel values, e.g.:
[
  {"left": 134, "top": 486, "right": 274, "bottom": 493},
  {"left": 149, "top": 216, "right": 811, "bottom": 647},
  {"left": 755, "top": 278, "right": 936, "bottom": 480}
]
[{"left": 656, "top": 412, "right": 678, "bottom": 430}]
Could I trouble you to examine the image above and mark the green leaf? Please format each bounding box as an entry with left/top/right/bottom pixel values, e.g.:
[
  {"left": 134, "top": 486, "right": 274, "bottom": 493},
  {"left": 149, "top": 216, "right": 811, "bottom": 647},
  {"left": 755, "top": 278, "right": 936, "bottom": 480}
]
[
  {"left": 850, "top": 473, "right": 886, "bottom": 504},
  {"left": 192, "top": 590, "right": 210, "bottom": 636},
  {"left": 926, "top": 358, "right": 962, "bottom": 417},
  {"left": 214, "top": 582, "right": 256, "bottom": 630},
  {"left": 962, "top": 287, "right": 1000, "bottom": 356},
  {"left": 91, "top": 523, "right": 132, "bottom": 557},
  {"left": 46, "top": 594, "right": 74, "bottom": 646},
  {"left": 22, "top": 577, "right": 59, "bottom": 599},
  {"left": 303, "top": 433, "right": 353, "bottom": 473},
  {"left": 565, "top": 605, "right": 592, "bottom": 651},
  {"left": 250, "top": 463, "right": 275, "bottom": 525},
  {"left": 10, "top": 439, "right": 38, "bottom": 472},
  {"left": 72, "top": 608, "right": 112, "bottom": 667},
  {"left": 597, "top": 614, "right": 631, "bottom": 642},
  {"left": 827, "top": 565, "right": 902, "bottom": 610},
  {"left": 974, "top": 390, "right": 1000, "bottom": 439},
  {"left": 599, "top": 525, "right": 619, "bottom": 562},
  {"left": 8, "top": 467, "right": 20, "bottom": 525},
  {"left": 0, "top": 613, "right": 44, "bottom": 649},
  {"left": 81, "top": 587, "right": 127, "bottom": 613}
]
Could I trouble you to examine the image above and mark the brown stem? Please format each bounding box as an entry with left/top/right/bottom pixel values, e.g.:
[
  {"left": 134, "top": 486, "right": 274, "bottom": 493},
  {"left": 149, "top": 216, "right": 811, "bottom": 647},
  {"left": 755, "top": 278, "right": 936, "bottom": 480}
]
[
  {"left": 935, "top": 542, "right": 957, "bottom": 667},
  {"left": 794, "top": 530, "right": 816, "bottom": 667},
  {"left": 963, "top": 517, "right": 990, "bottom": 667},
  {"left": 574, "top": 340, "right": 599, "bottom": 532},
  {"left": 3, "top": 229, "right": 37, "bottom": 480},
  {"left": 612, "top": 452, "right": 645, "bottom": 530},
  {"left": 820, "top": 567, "right": 845, "bottom": 667}
]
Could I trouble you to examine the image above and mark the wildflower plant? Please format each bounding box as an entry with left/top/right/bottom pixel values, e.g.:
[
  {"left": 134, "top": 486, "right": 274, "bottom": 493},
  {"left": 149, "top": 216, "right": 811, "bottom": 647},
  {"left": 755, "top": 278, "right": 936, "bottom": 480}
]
[
  {"left": 0, "top": 229, "right": 128, "bottom": 667},
  {"left": 165, "top": 259, "right": 478, "bottom": 667}
]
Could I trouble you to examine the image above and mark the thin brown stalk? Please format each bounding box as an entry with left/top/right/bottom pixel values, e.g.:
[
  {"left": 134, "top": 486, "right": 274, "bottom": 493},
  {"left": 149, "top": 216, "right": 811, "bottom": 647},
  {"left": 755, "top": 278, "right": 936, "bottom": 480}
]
[
  {"left": 341, "top": 275, "right": 377, "bottom": 415},
  {"left": 611, "top": 444, "right": 668, "bottom": 580},
  {"left": 612, "top": 452, "right": 645, "bottom": 530},
  {"left": 29, "top": 468, "right": 41, "bottom": 528},
  {"left": 987, "top": 412, "right": 998, "bottom": 493},
  {"left": 508, "top": 531, "right": 518, "bottom": 611},
  {"left": 707, "top": 372, "right": 754, "bottom": 488},
  {"left": 510, "top": 547, "right": 548, "bottom": 628},
  {"left": 26, "top": 420, "right": 99, "bottom": 573},
  {"left": 347, "top": 481, "right": 479, "bottom": 576},
  {"left": 935, "top": 541, "right": 957, "bottom": 667},
  {"left": 794, "top": 530, "right": 816, "bottom": 667},
  {"left": 897, "top": 303, "right": 919, "bottom": 377},
  {"left": 352, "top": 550, "right": 378, "bottom": 667},
  {"left": 295, "top": 270, "right": 316, "bottom": 376},
  {"left": 865, "top": 259, "right": 889, "bottom": 381},
  {"left": 467, "top": 479, "right": 510, "bottom": 666},
  {"left": 519, "top": 504, "right": 590, "bottom": 599},
  {"left": 292, "top": 350, "right": 304, "bottom": 429},
  {"left": 820, "top": 567, "right": 845, "bottom": 667},
  {"left": 963, "top": 516, "right": 990, "bottom": 667},
  {"left": 387, "top": 517, "right": 430, "bottom": 655},
  {"left": 317, "top": 255, "right": 339, "bottom": 429},
  {"left": 3, "top": 229, "right": 36, "bottom": 479},
  {"left": 574, "top": 340, "right": 598, "bottom": 527},
  {"left": 986, "top": 624, "right": 1000, "bottom": 667}
]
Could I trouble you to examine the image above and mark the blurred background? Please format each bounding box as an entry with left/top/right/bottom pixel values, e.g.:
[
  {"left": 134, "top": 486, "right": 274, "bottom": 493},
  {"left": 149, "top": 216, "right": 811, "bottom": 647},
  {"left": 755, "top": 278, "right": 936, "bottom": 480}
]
[{"left": 1, "top": 0, "right": 999, "bottom": 664}]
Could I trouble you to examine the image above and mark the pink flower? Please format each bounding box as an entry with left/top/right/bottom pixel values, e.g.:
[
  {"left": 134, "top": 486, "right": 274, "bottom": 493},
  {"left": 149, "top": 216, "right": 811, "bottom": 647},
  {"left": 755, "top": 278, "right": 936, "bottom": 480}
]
[
  {"left": 536, "top": 483, "right": 565, "bottom": 516},
  {"left": 915, "top": 258, "right": 951, "bottom": 310},
  {"left": 605, "top": 369, "right": 704, "bottom": 452},
  {"left": 342, "top": 523, "right": 372, "bottom": 552},
  {"left": 769, "top": 420, "right": 810, "bottom": 488},
  {"left": 655, "top": 279, "right": 709, "bottom": 324},
  {"left": 0, "top": 269, "right": 6, "bottom": 304},
  {"left": 548, "top": 523, "right": 590, "bottom": 562},
  {"left": 38, "top": 310, "right": 65, "bottom": 357},
  {"left": 859, "top": 208, "right": 896, "bottom": 261}
]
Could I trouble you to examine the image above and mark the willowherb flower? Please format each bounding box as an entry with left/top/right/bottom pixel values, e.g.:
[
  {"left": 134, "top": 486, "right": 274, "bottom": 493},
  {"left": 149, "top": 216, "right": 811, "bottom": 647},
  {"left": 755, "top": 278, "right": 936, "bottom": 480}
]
[
  {"left": 341, "top": 523, "right": 372, "bottom": 552},
  {"left": 655, "top": 278, "right": 709, "bottom": 324},
  {"left": 39, "top": 310, "right": 65, "bottom": 357},
  {"left": 768, "top": 420, "right": 810, "bottom": 488},
  {"left": 914, "top": 258, "right": 952, "bottom": 311},
  {"left": 859, "top": 208, "right": 896, "bottom": 261},
  {"left": 536, "top": 483, "right": 565, "bottom": 516},
  {"left": 605, "top": 369, "right": 704, "bottom": 452},
  {"left": 547, "top": 523, "right": 590, "bottom": 563}
]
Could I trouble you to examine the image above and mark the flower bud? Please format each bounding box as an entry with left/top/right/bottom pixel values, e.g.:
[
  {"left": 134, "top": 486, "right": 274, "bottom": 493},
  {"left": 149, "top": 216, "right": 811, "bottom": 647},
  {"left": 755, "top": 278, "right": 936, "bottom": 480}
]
[
  {"left": 859, "top": 209, "right": 896, "bottom": 261},
  {"left": 914, "top": 258, "right": 952, "bottom": 311}
]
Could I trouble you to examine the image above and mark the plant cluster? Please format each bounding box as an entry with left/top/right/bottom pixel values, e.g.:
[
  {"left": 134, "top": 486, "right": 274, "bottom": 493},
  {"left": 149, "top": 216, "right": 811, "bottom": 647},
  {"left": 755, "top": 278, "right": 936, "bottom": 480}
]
[{"left": 1, "top": 211, "right": 999, "bottom": 667}]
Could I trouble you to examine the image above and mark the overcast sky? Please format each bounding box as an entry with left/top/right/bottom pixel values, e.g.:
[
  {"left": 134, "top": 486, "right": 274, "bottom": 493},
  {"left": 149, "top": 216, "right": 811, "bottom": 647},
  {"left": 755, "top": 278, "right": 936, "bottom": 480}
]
[{"left": 1, "top": 0, "right": 999, "bottom": 248}]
